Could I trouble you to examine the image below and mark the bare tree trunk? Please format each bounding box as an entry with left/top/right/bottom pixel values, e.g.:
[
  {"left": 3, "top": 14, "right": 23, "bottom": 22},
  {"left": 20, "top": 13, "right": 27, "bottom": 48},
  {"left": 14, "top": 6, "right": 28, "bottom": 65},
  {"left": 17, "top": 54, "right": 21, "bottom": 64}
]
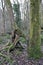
[
  {"left": 1, "top": 0, "right": 5, "bottom": 34},
  {"left": 4, "top": 0, "right": 18, "bottom": 31}
]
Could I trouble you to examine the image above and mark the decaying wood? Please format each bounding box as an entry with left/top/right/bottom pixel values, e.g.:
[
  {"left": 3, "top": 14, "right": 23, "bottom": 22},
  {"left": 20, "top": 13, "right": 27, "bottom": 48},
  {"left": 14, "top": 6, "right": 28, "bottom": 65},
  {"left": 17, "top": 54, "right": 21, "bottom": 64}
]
[{"left": 13, "top": 34, "right": 19, "bottom": 46}]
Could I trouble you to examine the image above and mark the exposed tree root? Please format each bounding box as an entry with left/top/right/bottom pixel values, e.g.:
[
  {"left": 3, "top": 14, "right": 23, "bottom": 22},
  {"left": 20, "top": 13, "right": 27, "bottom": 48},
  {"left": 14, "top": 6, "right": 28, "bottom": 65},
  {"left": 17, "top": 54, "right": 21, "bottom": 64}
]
[{"left": 0, "top": 40, "right": 13, "bottom": 51}]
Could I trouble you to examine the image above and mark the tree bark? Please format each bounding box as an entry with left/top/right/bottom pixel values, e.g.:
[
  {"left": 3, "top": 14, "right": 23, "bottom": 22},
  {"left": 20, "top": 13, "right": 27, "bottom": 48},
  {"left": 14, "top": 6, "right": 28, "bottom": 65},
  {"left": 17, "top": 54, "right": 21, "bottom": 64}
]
[
  {"left": 1, "top": 0, "right": 5, "bottom": 34},
  {"left": 28, "top": 0, "right": 41, "bottom": 59},
  {"left": 4, "top": 0, "right": 18, "bottom": 31}
]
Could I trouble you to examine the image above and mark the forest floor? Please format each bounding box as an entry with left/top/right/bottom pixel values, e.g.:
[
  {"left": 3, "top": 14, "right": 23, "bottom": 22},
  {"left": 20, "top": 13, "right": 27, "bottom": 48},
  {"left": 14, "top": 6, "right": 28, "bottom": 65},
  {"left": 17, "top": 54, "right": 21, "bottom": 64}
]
[{"left": 0, "top": 35, "right": 43, "bottom": 65}]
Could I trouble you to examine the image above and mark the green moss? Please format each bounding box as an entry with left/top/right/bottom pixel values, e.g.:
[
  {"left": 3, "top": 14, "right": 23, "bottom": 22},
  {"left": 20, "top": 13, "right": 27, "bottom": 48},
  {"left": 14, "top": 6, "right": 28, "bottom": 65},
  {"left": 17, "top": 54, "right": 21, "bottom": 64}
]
[
  {"left": 28, "top": 45, "right": 42, "bottom": 59},
  {"left": 19, "top": 37, "right": 26, "bottom": 43},
  {"left": 6, "top": 0, "right": 11, "bottom": 6},
  {"left": 5, "top": 34, "right": 10, "bottom": 39},
  {"left": 0, "top": 38, "right": 3, "bottom": 43},
  {"left": 28, "top": 0, "right": 41, "bottom": 59}
]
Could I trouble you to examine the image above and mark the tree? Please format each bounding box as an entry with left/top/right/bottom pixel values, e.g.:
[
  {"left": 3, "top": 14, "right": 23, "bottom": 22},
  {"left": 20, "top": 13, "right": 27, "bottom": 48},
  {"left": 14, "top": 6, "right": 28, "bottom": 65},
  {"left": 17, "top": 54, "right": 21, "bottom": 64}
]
[
  {"left": 23, "top": 0, "right": 30, "bottom": 36},
  {"left": 4, "top": 0, "right": 18, "bottom": 30},
  {"left": 4, "top": 0, "right": 24, "bottom": 35},
  {"left": 13, "top": 1, "right": 21, "bottom": 28},
  {"left": 28, "top": 0, "right": 41, "bottom": 59},
  {"left": 1, "top": 0, "right": 5, "bottom": 33},
  {"left": 3, "top": 0, "right": 26, "bottom": 48}
]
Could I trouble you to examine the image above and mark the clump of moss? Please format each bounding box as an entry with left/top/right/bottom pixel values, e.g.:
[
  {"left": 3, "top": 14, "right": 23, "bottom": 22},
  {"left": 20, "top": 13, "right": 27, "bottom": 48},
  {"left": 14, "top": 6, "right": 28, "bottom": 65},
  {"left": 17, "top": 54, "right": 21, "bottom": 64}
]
[{"left": 27, "top": 45, "right": 42, "bottom": 59}]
